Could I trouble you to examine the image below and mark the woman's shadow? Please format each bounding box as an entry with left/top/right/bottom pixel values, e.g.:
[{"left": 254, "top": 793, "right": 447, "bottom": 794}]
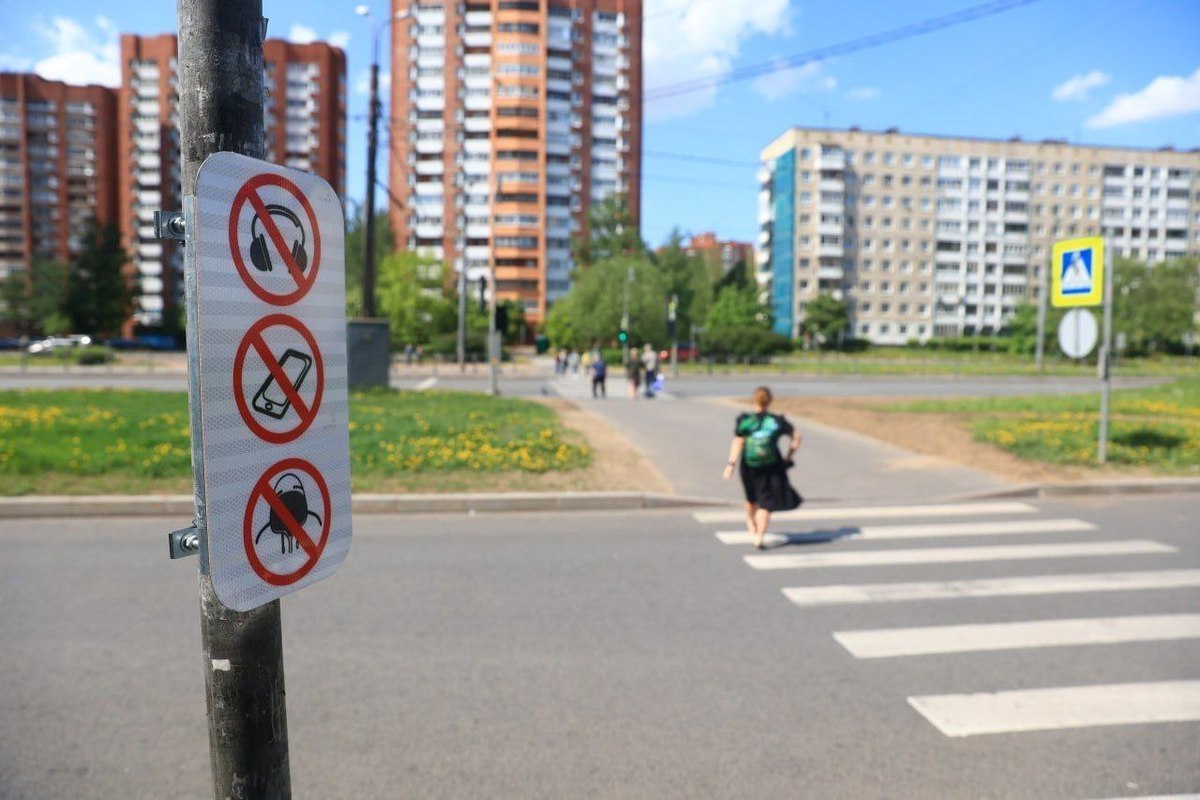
[{"left": 760, "top": 527, "right": 861, "bottom": 549}]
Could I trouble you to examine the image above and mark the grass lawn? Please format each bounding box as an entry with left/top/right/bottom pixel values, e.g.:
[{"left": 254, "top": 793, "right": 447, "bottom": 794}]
[
  {"left": 881, "top": 378, "right": 1200, "bottom": 472},
  {"left": 0, "top": 388, "right": 590, "bottom": 496},
  {"left": 679, "top": 351, "right": 1198, "bottom": 378}
]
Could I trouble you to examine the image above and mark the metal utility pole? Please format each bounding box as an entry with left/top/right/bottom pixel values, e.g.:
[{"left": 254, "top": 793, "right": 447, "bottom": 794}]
[
  {"left": 362, "top": 34, "right": 381, "bottom": 318},
  {"left": 457, "top": 265, "right": 468, "bottom": 371},
  {"left": 487, "top": 275, "right": 499, "bottom": 395},
  {"left": 177, "top": 1, "right": 290, "bottom": 796},
  {"left": 1098, "top": 240, "right": 1115, "bottom": 464},
  {"left": 1035, "top": 259, "right": 1047, "bottom": 371},
  {"left": 621, "top": 265, "right": 633, "bottom": 365},
  {"left": 668, "top": 294, "right": 679, "bottom": 378}
]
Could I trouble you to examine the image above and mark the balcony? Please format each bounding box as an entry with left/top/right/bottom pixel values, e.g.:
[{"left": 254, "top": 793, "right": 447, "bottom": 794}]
[
  {"left": 464, "top": 116, "right": 491, "bottom": 133},
  {"left": 415, "top": 160, "right": 444, "bottom": 176},
  {"left": 818, "top": 265, "right": 844, "bottom": 281},
  {"left": 463, "top": 31, "right": 491, "bottom": 48},
  {"left": 818, "top": 243, "right": 844, "bottom": 258},
  {"left": 414, "top": 223, "right": 444, "bottom": 239},
  {"left": 817, "top": 151, "right": 845, "bottom": 171}
]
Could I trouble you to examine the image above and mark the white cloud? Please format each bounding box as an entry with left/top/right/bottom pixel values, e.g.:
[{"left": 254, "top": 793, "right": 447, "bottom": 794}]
[
  {"left": 753, "top": 61, "right": 836, "bottom": 101},
  {"left": 329, "top": 31, "right": 352, "bottom": 49},
  {"left": 0, "top": 53, "right": 34, "bottom": 71},
  {"left": 644, "top": 0, "right": 789, "bottom": 121},
  {"left": 848, "top": 86, "right": 880, "bottom": 101},
  {"left": 1051, "top": 70, "right": 1110, "bottom": 102},
  {"left": 1086, "top": 67, "right": 1200, "bottom": 128},
  {"left": 288, "top": 24, "right": 319, "bottom": 44},
  {"left": 32, "top": 15, "right": 119, "bottom": 87}
]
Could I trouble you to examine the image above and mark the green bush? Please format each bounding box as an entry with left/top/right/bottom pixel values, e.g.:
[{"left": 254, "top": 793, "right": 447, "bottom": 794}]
[
  {"left": 74, "top": 345, "right": 114, "bottom": 365},
  {"left": 702, "top": 326, "right": 793, "bottom": 362}
]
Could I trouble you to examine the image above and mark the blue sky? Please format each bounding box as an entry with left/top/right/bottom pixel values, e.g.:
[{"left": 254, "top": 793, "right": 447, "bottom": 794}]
[{"left": 2, "top": 0, "right": 1198, "bottom": 247}]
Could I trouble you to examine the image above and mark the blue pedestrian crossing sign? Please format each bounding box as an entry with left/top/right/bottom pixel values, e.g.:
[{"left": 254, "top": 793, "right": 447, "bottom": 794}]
[{"left": 1051, "top": 236, "right": 1104, "bottom": 307}]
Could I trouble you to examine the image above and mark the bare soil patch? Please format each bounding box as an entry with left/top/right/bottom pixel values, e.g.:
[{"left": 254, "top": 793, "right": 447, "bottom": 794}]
[{"left": 770, "top": 396, "right": 1128, "bottom": 484}]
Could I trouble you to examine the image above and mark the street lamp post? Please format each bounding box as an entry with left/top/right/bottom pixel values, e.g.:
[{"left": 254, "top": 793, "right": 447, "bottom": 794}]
[{"left": 356, "top": 5, "right": 411, "bottom": 320}]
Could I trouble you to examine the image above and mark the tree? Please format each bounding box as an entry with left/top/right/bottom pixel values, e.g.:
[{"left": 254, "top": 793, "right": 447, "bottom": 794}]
[
  {"left": 1113, "top": 257, "right": 1198, "bottom": 355},
  {"left": 344, "top": 203, "right": 395, "bottom": 318},
  {"left": 64, "top": 221, "right": 133, "bottom": 337},
  {"left": 706, "top": 285, "right": 769, "bottom": 330},
  {"left": 0, "top": 257, "right": 70, "bottom": 336},
  {"left": 713, "top": 258, "right": 752, "bottom": 293},
  {"left": 544, "top": 255, "right": 668, "bottom": 350},
  {"left": 652, "top": 229, "right": 711, "bottom": 339},
  {"left": 572, "top": 193, "right": 645, "bottom": 267},
  {"left": 375, "top": 250, "right": 456, "bottom": 348},
  {"left": 801, "top": 293, "right": 851, "bottom": 348}
]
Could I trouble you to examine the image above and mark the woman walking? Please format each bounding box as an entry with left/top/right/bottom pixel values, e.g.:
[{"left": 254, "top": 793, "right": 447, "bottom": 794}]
[
  {"left": 722, "top": 386, "right": 802, "bottom": 549},
  {"left": 626, "top": 354, "right": 643, "bottom": 400}
]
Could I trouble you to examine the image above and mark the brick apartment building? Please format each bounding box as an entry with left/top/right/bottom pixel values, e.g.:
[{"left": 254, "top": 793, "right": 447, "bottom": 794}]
[
  {"left": 119, "top": 34, "right": 347, "bottom": 330},
  {"left": 0, "top": 73, "right": 118, "bottom": 315},
  {"left": 685, "top": 232, "right": 755, "bottom": 280},
  {"left": 387, "top": 0, "right": 643, "bottom": 322},
  {"left": 760, "top": 127, "right": 1200, "bottom": 344}
]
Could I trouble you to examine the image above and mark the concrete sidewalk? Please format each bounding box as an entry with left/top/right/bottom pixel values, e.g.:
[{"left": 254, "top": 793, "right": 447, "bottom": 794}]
[{"left": 577, "top": 394, "right": 1007, "bottom": 505}]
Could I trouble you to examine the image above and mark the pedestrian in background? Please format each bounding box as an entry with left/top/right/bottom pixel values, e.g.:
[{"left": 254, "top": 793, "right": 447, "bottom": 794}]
[
  {"left": 568, "top": 349, "right": 581, "bottom": 377},
  {"left": 626, "top": 353, "right": 643, "bottom": 400},
  {"left": 722, "top": 386, "right": 802, "bottom": 549},
  {"left": 641, "top": 343, "right": 659, "bottom": 398},
  {"left": 591, "top": 353, "right": 607, "bottom": 399}
]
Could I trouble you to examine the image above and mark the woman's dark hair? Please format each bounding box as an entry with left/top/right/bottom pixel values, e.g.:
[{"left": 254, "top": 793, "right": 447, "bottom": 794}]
[{"left": 752, "top": 386, "right": 772, "bottom": 408}]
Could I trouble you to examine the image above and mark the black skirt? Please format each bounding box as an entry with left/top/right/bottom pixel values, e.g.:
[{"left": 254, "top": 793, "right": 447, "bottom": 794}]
[{"left": 739, "top": 460, "right": 802, "bottom": 512}]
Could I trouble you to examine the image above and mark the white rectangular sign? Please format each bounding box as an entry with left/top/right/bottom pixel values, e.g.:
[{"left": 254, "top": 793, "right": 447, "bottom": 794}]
[{"left": 191, "top": 151, "right": 351, "bottom": 612}]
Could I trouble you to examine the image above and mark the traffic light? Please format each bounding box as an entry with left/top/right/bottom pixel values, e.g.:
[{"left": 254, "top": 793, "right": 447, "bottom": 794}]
[
  {"left": 617, "top": 329, "right": 628, "bottom": 344},
  {"left": 494, "top": 305, "right": 509, "bottom": 334}
]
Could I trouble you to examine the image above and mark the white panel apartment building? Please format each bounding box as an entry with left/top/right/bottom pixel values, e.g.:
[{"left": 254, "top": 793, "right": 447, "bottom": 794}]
[{"left": 759, "top": 127, "right": 1200, "bottom": 344}]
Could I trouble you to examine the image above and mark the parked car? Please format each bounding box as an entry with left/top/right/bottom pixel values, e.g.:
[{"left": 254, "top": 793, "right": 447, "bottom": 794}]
[
  {"left": 0, "top": 337, "right": 22, "bottom": 351},
  {"left": 26, "top": 335, "right": 91, "bottom": 354}
]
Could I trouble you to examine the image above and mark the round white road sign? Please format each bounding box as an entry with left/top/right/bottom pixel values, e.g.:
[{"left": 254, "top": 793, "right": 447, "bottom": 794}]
[{"left": 1057, "top": 308, "right": 1099, "bottom": 359}]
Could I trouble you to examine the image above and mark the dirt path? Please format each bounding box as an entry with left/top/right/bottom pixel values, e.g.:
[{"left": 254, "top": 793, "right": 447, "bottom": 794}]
[{"left": 771, "top": 397, "right": 1142, "bottom": 485}]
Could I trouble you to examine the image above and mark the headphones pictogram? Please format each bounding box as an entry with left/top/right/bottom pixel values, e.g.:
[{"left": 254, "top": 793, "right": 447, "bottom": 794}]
[{"left": 250, "top": 204, "right": 308, "bottom": 274}]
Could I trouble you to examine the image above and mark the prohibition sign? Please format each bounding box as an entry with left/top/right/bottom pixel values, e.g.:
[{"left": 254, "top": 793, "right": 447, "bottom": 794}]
[
  {"left": 233, "top": 313, "right": 325, "bottom": 444},
  {"left": 229, "top": 173, "right": 323, "bottom": 305},
  {"left": 243, "top": 458, "right": 332, "bottom": 586}
]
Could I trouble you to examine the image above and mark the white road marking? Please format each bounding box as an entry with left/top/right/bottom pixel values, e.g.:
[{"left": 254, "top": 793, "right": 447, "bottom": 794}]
[
  {"left": 908, "top": 680, "right": 1200, "bottom": 738},
  {"left": 834, "top": 613, "right": 1200, "bottom": 659},
  {"left": 782, "top": 569, "right": 1200, "bottom": 607},
  {"left": 715, "top": 518, "right": 1095, "bottom": 546},
  {"left": 693, "top": 501, "right": 1036, "bottom": 524},
  {"left": 414, "top": 377, "right": 438, "bottom": 391},
  {"left": 745, "top": 540, "right": 1174, "bottom": 571}
]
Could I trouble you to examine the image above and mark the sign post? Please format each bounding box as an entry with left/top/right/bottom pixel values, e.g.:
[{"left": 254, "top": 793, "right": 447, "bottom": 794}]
[{"left": 1051, "top": 235, "right": 1111, "bottom": 463}]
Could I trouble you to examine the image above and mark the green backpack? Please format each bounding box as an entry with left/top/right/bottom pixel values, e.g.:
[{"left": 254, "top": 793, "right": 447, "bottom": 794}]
[{"left": 739, "top": 414, "right": 781, "bottom": 468}]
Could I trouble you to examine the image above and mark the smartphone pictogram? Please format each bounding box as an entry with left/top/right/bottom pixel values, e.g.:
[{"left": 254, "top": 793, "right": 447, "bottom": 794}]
[{"left": 252, "top": 348, "right": 312, "bottom": 419}]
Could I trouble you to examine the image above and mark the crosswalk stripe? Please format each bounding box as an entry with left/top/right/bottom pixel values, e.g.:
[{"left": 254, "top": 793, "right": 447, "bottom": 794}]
[
  {"left": 715, "top": 518, "right": 1096, "bottom": 546},
  {"left": 745, "top": 540, "right": 1174, "bottom": 571},
  {"left": 782, "top": 569, "right": 1200, "bottom": 607},
  {"left": 834, "top": 613, "right": 1200, "bottom": 659},
  {"left": 693, "top": 501, "right": 1036, "bottom": 524},
  {"left": 908, "top": 680, "right": 1200, "bottom": 738}
]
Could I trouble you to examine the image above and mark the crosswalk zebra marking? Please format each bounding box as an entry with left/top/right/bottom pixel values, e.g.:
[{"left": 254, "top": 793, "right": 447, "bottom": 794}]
[
  {"left": 908, "top": 680, "right": 1200, "bottom": 738},
  {"left": 693, "top": 501, "right": 1037, "bottom": 525},
  {"left": 834, "top": 613, "right": 1200, "bottom": 659},
  {"left": 744, "top": 540, "right": 1175, "bottom": 571},
  {"left": 715, "top": 518, "right": 1096, "bottom": 546},
  {"left": 782, "top": 569, "right": 1200, "bottom": 607}
]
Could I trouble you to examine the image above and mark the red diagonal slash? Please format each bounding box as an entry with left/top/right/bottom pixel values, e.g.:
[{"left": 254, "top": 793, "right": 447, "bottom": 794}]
[
  {"left": 260, "top": 484, "right": 319, "bottom": 558},
  {"left": 245, "top": 188, "right": 308, "bottom": 291},
  {"left": 249, "top": 333, "right": 311, "bottom": 420}
]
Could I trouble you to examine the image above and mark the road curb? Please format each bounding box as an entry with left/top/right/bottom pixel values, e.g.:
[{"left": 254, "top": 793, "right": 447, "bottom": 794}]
[
  {"left": 945, "top": 477, "right": 1200, "bottom": 502},
  {"left": 0, "top": 491, "right": 730, "bottom": 520}
]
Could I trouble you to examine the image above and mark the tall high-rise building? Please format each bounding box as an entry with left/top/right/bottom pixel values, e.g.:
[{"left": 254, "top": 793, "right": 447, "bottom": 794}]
[
  {"left": 118, "top": 34, "right": 346, "bottom": 330},
  {"left": 0, "top": 73, "right": 117, "bottom": 294},
  {"left": 760, "top": 127, "right": 1200, "bottom": 344},
  {"left": 387, "top": 0, "right": 643, "bottom": 322}
]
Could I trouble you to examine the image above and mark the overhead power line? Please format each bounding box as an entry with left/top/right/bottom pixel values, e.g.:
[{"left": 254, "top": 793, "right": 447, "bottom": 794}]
[
  {"left": 644, "top": 0, "right": 1049, "bottom": 102},
  {"left": 644, "top": 149, "right": 759, "bottom": 168}
]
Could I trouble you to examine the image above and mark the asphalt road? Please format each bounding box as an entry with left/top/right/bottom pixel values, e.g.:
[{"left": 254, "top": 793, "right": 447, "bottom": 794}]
[
  {"left": 0, "top": 366, "right": 1162, "bottom": 399},
  {"left": 2, "top": 495, "right": 1196, "bottom": 799}
]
